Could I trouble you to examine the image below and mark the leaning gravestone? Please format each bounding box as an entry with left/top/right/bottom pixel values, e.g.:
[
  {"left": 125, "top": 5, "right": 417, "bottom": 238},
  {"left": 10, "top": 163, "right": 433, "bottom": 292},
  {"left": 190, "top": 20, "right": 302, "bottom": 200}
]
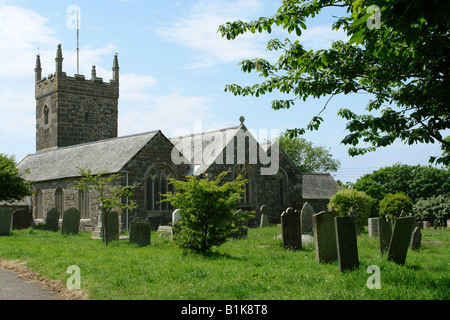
[
  {"left": 300, "top": 202, "right": 315, "bottom": 235},
  {"left": 104, "top": 211, "right": 119, "bottom": 243},
  {"left": 281, "top": 207, "right": 302, "bottom": 250},
  {"left": 172, "top": 209, "right": 182, "bottom": 236},
  {"left": 0, "top": 208, "right": 13, "bottom": 236},
  {"left": 130, "top": 217, "right": 151, "bottom": 247},
  {"left": 233, "top": 209, "right": 248, "bottom": 239},
  {"left": 335, "top": 216, "right": 359, "bottom": 272},
  {"left": 45, "top": 208, "right": 60, "bottom": 232},
  {"left": 378, "top": 218, "right": 392, "bottom": 254},
  {"left": 387, "top": 216, "right": 416, "bottom": 265},
  {"left": 313, "top": 210, "right": 337, "bottom": 263},
  {"left": 410, "top": 227, "right": 422, "bottom": 251},
  {"left": 260, "top": 205, "right": 270, "bottom": 227},
  {"left": 61, "top": 208, "right": 81, "bottom": 235}
]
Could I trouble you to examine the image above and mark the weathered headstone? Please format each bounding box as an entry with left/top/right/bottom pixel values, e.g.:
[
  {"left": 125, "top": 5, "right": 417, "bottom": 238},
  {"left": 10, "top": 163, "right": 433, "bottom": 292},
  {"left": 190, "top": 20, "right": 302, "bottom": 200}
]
[
  {"left": 387, "top": 216, "right": 416, "bottom": 265},
  {"left": 45, "top": 208, "right": 60, "bottom": 232},
  {"left": 335, "top": 216, "right": 359, "bottom": 272},
  {"left": 423, "top": 221, "right": 431, "bottom": 229},
  {"left": 368, "top": 217, "right": 379, "bottom": 238},
  {"left": 300, "top": 202, "right": 315, "bottom": 235},
  {"left": 410, "top": 227, "right": 421, "bottom": 251},
  {"left": 433, "top": 220, "right": 438, "bottom": 230},
  {"left": 281, "top": 207, "right": 302, "bottom": 250},
  {"left": 378, "top": 218, "right": 392, "bottom": 254},
  {"left": 171, "top": 209, "right": 182, "bottom": 236},
  {"left": 313, "top": 210, "right": 337, "bottom": 263},
  {"left": 260, "top": 205, "right": 270, "bottom": 227},
  {"left": 61, "top": 208, "right": 81, "bottom": 235},
  {"left": 233, "top": 209, "right": 248, "bottom": 239},
  {"left": 12, "top": 208, "right": 33, "bottom": 230},
  {"left": 130, "top": 217, "right": 151, "bottom": 247},
  {"left": 104, "top": 211, "right": 119, "bottom": 243},
  {"left": 0, "top": 208, "right": 13, "bottom": 236}
]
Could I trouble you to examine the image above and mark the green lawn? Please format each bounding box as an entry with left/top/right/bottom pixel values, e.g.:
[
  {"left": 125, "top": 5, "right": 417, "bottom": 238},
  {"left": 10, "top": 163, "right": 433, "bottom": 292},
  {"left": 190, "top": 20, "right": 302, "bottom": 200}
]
[{"left": 0, "top": 226, "right": 448, "bottom": 300}]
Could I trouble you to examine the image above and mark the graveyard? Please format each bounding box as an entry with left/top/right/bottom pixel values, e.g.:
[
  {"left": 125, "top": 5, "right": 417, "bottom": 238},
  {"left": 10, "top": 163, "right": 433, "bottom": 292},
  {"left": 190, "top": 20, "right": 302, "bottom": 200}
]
[{"left": 0, "top": 207, "right": 448, "bottom": 300}]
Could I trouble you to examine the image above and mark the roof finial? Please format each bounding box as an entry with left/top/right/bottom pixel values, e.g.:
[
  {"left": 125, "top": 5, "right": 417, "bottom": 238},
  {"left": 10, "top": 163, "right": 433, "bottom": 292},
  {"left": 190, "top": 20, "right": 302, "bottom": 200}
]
[{"left": 239, "top": 116, "right": 245, "bottom": 125}]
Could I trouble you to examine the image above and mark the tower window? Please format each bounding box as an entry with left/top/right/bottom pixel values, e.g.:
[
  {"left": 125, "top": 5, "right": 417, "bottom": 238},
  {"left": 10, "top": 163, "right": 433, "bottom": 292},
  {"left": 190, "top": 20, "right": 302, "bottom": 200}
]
[
  {"left": 44, "top": 106, "right": 49, "bottom": 125},
  {"left": 84, "top": 112, "right": 93, "bottom": 125}
]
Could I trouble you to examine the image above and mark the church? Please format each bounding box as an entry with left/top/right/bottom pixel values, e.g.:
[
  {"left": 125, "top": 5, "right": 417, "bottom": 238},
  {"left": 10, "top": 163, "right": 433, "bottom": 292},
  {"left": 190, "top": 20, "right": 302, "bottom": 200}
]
[{"left": 16, "top": 45, "right": 341, "bottom": 231}]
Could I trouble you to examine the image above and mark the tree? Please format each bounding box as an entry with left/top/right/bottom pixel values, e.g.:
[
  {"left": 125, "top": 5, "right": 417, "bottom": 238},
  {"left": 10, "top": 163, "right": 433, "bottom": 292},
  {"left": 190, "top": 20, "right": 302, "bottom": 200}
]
[
  {"left": 327, "top": 188, "right": 375, "bottom": 233},
  {"left": 277, "top": 130, "right": 340, "bottom": 173},
  {"left": 413, "top": 195, "right": 450, "bottom": 226},
  {"left": 218, "top": 0, "right": 450, "bottom": 166},
  {"left": 379, "top": 193, "right": 413, "bottom": 220},
  {"left": 0, "top": 153, "right": 31, "bottom": 203},
  {"left": 161, "top": 172, "right": 251, "bottom": 254},
  {"left": 74, "top": 167, "right": 138, "bottom": 245},
  {"left": 353, "top": 163, "right": 450, "bottom": 204}
]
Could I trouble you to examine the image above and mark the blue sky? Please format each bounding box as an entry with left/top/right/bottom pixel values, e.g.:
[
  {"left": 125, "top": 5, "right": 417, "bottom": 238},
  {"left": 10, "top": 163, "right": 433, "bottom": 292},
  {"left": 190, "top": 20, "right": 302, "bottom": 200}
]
[{"left": 0, "top": 0, "right": 445, "bottom": 183}]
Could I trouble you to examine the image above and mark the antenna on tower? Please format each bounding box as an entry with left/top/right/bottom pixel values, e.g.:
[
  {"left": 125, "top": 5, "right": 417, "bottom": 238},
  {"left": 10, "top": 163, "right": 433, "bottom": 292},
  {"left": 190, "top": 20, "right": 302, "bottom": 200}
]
[{"left": 76, "top": 9, "right": 80, "bottom": 74}]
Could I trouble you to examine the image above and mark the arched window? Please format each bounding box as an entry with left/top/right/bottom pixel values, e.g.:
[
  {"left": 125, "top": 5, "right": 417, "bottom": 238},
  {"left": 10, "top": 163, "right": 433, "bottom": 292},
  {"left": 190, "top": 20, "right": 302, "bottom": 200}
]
[
  {"left": 43, "top": 105, "right": 49, "bottom": 125},
  {"left": 146, "top": 165, "right": 175, "bottom": 211},
  {"left": 235, "top": 164, "right": 253, "bottom": 205},
  {"left": 78, "top": 189, "right": 90, "bottom": 219},
  {"left": 35, "top": 189, "right": 43, "bottom": 219},
  {"left": 55, "top": 187, "right": 64, "bottom": 215},
  {"left": 279, "top": 170, "right": 288, "bottom": 208}
]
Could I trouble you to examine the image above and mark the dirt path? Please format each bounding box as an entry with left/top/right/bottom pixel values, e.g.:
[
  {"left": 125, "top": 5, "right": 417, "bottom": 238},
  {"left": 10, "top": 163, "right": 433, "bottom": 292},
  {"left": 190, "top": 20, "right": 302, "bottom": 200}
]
[{"left": 0, "top": 260, "right": 88, "bottom": 300}]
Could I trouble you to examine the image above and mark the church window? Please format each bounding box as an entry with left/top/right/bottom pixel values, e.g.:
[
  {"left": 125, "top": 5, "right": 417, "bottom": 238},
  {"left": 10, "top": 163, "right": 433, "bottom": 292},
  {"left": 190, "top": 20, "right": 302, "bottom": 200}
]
[
  {"left": 55, "top": 187, "right": 64, "bottom": 215},
  {"left": 235, "top": 164, "right": 252, "bottom": 206},
  {"left": 35, "top": 189, "right": 43, "bottom": 220},
  {"left": 43, "top": 106, "right": 49, "bottom": 125},
  {"left": 84, "top": 112, "right": 93, "bottom": 126},
  {"left": 146, "top": 166, "right": 175, "bottom": 211},
  {"left": 78, "top": 189, "right": 90, "bottom": 219}
]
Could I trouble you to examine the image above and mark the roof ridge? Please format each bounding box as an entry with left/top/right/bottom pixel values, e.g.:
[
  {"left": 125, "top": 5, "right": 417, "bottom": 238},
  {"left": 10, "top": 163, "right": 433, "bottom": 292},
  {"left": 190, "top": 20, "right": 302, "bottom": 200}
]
[{"left": 169, "top": 125, "right": 242, "bottom": 140}]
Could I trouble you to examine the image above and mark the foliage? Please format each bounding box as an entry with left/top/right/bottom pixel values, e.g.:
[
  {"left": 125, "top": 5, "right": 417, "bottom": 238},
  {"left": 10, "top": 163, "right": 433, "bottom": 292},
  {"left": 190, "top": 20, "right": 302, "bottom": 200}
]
[
  {"left": 276, "top": 130, "right": 340, "bottom": 173},
  {"left": 379, "top": 193, "right": 413, "bottom": 220},
  {"left": 413, "top": 195, "right": 450, "bottom": 226},
  {"left": 218, "top": 0, "right": 450, "bottom": 166},
  {"left": 0, "top": 153, "right": 31, "bottom": 203},
  {"left": 161, "top": 171, "right": 251, "bottom": 254},
  {"left": 352, "top": 163, "right": 450, "bottom": 205},
  {"left": 328, "top": 188, "right": 375, "bottom": 232},
  {"left": 74, "top": 167, "right": 138, "bottom": 245}
]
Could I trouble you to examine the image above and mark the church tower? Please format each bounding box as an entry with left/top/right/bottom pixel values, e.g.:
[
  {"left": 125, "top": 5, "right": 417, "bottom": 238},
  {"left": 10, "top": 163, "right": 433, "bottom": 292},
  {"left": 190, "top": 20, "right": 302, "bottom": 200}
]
[{"left": 35, "top": 44, "right": 119, "bottom": 152}]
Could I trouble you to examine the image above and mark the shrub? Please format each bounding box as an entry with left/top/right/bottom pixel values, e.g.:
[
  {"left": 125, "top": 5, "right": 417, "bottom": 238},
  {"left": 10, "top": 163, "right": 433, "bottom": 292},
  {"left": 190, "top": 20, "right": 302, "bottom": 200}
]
[
  {"left": 161, "top": 171, "right": 252, "bottom": 253},
  {"left": 379, "top": 193, "right": 413, "bottom": 220},
  {"left": 328, "top": 189, "right": 374, "bottom": 233},
  {"left": 413, "top": 195, "right": 450, "bottom": 227}
]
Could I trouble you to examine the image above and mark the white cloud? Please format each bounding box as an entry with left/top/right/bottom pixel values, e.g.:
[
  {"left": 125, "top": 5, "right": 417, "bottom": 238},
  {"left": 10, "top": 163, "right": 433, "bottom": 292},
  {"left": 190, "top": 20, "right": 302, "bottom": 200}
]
[
  {"left": 120, "top": 73, "right": 158, "bottom": 102},
  {"left": 300, "top": 25, "right": 349, "bottom": 50},
  {"left": 157, "top": 0, "right": 269, "bottom": 69}
]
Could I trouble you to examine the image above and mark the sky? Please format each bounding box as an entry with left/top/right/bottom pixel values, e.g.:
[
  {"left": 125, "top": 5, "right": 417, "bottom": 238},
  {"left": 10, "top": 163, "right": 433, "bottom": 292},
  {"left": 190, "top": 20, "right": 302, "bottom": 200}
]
[{"left": 0, "top": 0, "right": 445, "bottom": 183}]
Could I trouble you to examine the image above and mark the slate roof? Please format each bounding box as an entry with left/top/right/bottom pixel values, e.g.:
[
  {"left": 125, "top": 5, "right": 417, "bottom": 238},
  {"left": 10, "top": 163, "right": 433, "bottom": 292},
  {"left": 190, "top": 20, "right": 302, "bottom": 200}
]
[
  {"left": 302, "top": 173, "right": 341, "bottom": 199},
  {"left": 17, "top": 131, "right": 159, "bottom": 182},
  {"left": 170, "top": 125, "right": 242, "bottom": 176}
]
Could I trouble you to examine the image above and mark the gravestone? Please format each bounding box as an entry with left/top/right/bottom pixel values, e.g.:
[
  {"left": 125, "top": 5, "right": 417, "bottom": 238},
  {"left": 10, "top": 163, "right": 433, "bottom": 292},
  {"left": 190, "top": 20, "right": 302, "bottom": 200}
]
[
  {"left": 260, "top": 205, "right": 270, "bottom": 227},
  {"left": 433, "top": 220, "right": 438, "bottom": 230},
  {"left": 368, "top": 217, "right": 379, "bottom": 237},
  {"left": 410, "top": 227, "right": 421, "bottom": 251},
  {"left": 335, "top": 216, "right": 359, "bottom": 272},
  {"left": 423, "top": 221, "right": 431, "bottom": 229},
  {"left": 233, "top": 209, "right": 248, "bottom": 239},
  {"left": 61, "top": 208, "right": 81, "bottom": 235},
  {"left": 378, "top": 218, "right": 392, "bottom": 254},
  {"left": 171, "top": 209, "right": 182, "bottom": 236},
  {"left": 300, "top": 202, "right": 315, "bottom": 235},
  {"left": 281, "top": 207, "right": 302, "bottom": 250},
  {"left": 313, "top": 210, "right": 337, "bottom": 263},
  {"left": 12, "top": 208, "right": 32, "bottom": 230},
  {"left": 45, "top": 208, "right": 60, "bottom": 232},
  {"left": 0, "top": 208, "right": 13, "bottom": 236},
  {"left": 104, "top": 211, "right": 119, "bottom": 243},
  {"left": 387, "top": 216, "right": 416, "bottom": 265},
  {"left": 130, "top": 217, "right": 151, "bottom": 247}
]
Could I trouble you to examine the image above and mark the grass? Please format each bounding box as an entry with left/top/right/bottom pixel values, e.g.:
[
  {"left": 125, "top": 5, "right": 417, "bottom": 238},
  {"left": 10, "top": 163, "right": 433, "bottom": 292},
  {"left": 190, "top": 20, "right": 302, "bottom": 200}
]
[{"left": 0, "top": 225, "right": 448, "bottom": 300}]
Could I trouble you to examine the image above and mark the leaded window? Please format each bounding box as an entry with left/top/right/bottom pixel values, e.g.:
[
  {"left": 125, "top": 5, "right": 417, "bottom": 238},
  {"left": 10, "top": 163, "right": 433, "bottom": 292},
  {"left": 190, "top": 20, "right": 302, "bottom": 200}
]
[{"left": 146, "top": 166, "right": 175, "bottom": 211}]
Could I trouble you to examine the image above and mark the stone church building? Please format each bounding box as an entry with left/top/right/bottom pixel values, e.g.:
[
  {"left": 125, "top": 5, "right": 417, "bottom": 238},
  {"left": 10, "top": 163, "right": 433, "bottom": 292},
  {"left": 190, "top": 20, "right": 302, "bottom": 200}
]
[{"left": 16, "top": 45, "right": 341, "bottom": 231}]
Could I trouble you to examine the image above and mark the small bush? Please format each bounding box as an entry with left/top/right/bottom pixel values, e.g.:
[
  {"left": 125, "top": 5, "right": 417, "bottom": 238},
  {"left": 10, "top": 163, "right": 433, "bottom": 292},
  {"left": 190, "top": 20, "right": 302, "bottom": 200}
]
[
  {"left": 379, "top": 193, "right": 413, "bottom": 220},
  {"left": 328, "top": 189, "right": 374, "bottom": 233},
  {"left": 413, "top": 195, "right": 450, "bottom": 226}
]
